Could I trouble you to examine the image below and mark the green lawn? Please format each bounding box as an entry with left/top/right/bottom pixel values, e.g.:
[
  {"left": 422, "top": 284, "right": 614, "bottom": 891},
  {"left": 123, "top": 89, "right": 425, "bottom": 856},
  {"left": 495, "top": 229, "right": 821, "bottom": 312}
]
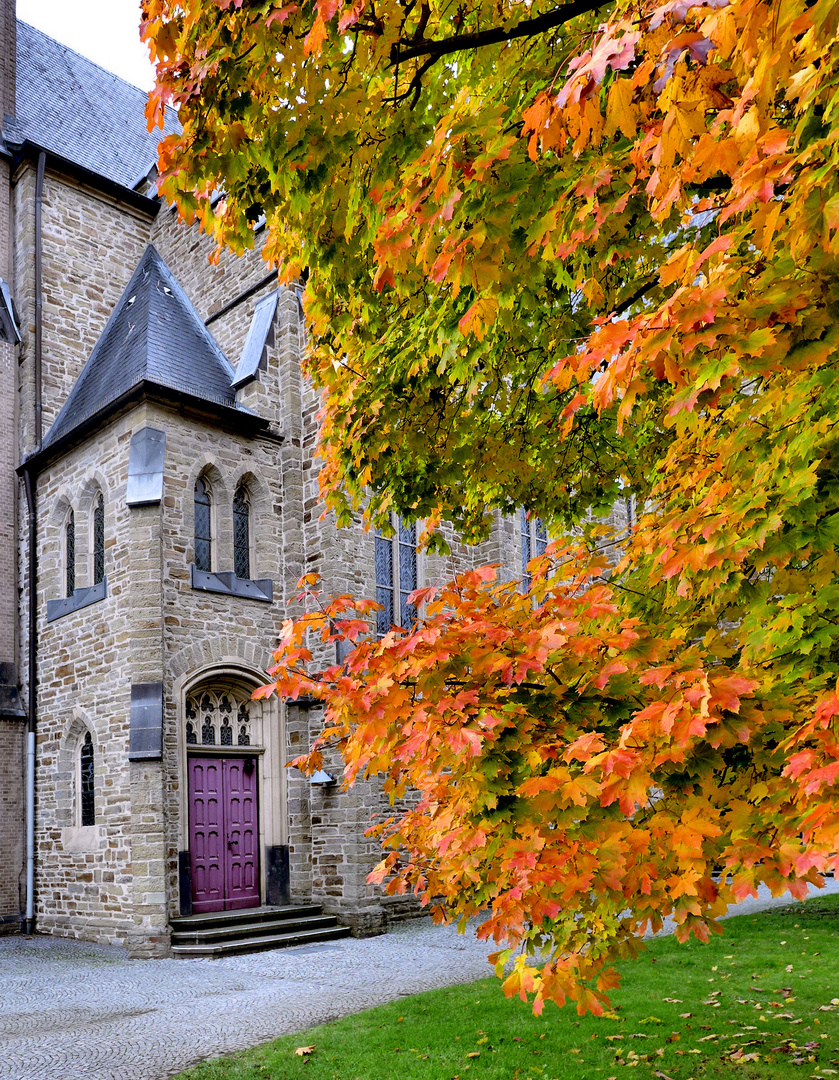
[{"left": 175, "top": 893, "right": 839, "bottom": 1080}]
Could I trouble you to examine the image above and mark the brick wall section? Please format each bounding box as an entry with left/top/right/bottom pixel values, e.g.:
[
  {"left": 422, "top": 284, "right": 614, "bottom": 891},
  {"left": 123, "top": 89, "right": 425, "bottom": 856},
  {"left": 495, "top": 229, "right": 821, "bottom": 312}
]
[
  {"left": 0, "top": 28, "right": 25, "bottom": 926},
  {"left": 0, "top": 0, "right": 14, "bottom": 123},
  {"left": 0, "top": 719, "right": 23, "bottom": 928}
]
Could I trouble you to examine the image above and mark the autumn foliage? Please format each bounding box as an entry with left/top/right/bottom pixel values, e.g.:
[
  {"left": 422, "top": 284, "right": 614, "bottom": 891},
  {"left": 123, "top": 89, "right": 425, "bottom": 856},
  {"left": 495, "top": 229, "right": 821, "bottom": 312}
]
[{"left": 143, "top": 0, "right": 839, "bottom": 1012}]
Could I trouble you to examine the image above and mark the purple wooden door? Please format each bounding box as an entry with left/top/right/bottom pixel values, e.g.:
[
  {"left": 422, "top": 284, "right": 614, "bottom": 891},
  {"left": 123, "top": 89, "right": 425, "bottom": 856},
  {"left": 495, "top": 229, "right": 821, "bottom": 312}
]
[{"left": 189, "top": 757, "right": 259, "bottom": 913}]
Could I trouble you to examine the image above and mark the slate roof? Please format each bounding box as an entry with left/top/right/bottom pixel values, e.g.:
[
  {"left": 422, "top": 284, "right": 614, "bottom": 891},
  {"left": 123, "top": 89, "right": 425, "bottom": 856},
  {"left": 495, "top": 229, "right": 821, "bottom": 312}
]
[
  {"left": 42, "top": 245, "right": 251, "bottom": 451},
  {"left": 4, "top": 21, "right": 179, "bottom": 190}
]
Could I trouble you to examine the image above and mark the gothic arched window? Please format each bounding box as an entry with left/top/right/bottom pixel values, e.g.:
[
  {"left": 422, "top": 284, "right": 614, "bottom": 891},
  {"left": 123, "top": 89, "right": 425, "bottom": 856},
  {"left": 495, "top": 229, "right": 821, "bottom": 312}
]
[
  {"left": 65, "top": 509, "right": 75, "bottom": 597},
  {"left": 92, "top": 493, "right": 105, "bottom": 586},
  {"left": 80, "top": 731, "right": 94, "bottom": 826},
  {"left": 194, "top": 478, "right": 212, "bottom": 573},
  {"left": 233, "top": 482, "right": 250, "bottom": 580}
]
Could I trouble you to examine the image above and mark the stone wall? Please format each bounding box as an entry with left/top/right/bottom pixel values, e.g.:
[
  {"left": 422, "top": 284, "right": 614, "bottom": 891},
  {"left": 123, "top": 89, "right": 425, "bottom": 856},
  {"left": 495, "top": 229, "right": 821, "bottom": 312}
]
[
  {"left": 32, "top": 410, "right": 139, "bottom": 946},
  {"left": 150, "top": 209, "right": 277, "bottom": 366},
  {"left": 13, "top": 163, "right": 156, "bottom": 454},
  {"left": 9, "top": 165, "right": 158, "bottom": 941}
]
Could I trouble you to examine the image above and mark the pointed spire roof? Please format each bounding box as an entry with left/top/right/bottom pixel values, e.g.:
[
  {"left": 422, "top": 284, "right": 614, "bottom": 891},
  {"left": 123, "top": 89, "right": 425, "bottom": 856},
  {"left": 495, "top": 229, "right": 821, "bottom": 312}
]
[{"left": 42, "top": 245, "right": 253, "bottom": 451}]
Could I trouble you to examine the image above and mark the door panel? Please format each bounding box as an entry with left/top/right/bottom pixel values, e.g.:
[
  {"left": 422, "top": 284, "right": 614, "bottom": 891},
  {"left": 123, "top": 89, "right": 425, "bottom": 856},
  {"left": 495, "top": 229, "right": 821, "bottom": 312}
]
[
  {"left": 189, "top": 756, "right": 260, "bottom": 912},
  {"left": 223, "top": 759, "right": 260, "bottom": 910}
]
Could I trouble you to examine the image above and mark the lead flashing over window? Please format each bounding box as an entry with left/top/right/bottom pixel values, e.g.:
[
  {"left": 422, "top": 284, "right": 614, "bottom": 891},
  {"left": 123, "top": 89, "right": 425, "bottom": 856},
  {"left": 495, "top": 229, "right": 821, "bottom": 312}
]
[
  {"left": 232, "top": 290, "right": 279, "bottom": 388},
  {"left": 126, "top": 426, "right": 166, "bottom": 506},
  {"left": 129, "top": 681, "right": 164, "bottom": 761},
  {"left": 190, "top": 565, "right": 273, "bottom": 603},
  {"left": 46, "top": 578, "right": 108, "bottom": 622}
]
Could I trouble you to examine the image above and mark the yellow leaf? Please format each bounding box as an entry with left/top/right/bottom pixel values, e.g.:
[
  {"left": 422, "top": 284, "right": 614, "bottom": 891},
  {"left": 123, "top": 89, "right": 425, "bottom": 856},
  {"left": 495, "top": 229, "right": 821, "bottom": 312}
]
[
  {"left": 605, "top": 78, "right": 637, "bottom": 140},
  {"left": 295, "top": 1045, "right": 315, "bottom": 1056}
]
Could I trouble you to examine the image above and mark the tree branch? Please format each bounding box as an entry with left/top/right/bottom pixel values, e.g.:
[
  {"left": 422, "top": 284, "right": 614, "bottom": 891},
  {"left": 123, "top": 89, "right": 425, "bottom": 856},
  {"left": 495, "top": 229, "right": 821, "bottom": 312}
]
[{"left": 391, "top": 0, "right": 606, "bottom": 65}]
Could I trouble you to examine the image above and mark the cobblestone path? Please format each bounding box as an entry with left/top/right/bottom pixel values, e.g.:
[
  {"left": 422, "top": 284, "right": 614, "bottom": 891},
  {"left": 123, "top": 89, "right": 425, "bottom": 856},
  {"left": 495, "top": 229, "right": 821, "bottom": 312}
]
[{"left": 1, "top": 882, "right": 836, "bottom": 1080}]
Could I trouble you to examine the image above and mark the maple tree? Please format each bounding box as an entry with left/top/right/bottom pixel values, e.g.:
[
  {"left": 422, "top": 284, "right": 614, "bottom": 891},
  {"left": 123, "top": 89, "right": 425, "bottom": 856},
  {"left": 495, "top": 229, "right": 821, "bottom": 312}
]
[{"left": 143, "top": 0, "right": 839, "bottom": 1014}]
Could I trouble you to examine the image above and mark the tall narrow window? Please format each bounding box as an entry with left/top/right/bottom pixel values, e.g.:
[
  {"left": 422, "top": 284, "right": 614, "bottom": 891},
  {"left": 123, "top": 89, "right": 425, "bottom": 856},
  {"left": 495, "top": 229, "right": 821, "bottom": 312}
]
[
  {"left": 92, "top": 493, "right": 105, "bottom": 586},
  {"left": 233, "top": 483, "right": 250, "bottom": 580},
  {"left": 375, "top": 515, "right": 417, "bottom": 636},
  {"left": 80, "top": 731, "right": 94, "bottom": 826},
  {"left": 520, "top": 508, "right": 531, "bottom": 585},
  {"left": 521, "top": 510, "right": 548, "bottom": 591},
  {"left": 65, "top": 509, "right": 75, "bottom": 597},
  {"left": 194, "top": 478, "right": 212, "bottom": 572}
]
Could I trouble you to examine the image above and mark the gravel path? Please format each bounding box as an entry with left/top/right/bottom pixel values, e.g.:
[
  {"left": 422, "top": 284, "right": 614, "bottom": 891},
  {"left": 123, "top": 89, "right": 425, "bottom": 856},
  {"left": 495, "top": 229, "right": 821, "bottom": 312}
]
[{"left": 1, "top": 880, "right": 836, "bottom": 1080}]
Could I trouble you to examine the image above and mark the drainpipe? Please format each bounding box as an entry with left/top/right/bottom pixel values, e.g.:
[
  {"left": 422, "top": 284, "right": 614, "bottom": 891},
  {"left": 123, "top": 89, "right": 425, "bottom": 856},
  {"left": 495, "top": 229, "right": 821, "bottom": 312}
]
[
  {"left": 23, "top": 465, "right": 36, "bottom": 936},
  {"left": 34, "top": 151, "right": 45, "bottom": 448},
  {"left": 23, "top": 150, "right": 46, "bottom": 935}
]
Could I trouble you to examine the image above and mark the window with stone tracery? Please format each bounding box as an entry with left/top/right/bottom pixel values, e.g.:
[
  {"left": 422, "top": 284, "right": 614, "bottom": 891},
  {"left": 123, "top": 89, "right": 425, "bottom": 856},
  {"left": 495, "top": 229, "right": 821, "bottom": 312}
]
[
  {"left": 194, "top": 477, "right": 212, "bottom": 573},
  {"left": 92, "top": 493, "right": 105, "bottom": 586},
  {"left": 79, "top": 730, "right": 94, "bottom": 826},
  {"left": 233, "top": 482, "right": 250, "bottom": 580},
  {"left": 185, "top": 688, "right": 253, "bottom": 748},
  {"left": 374, "top": 515, "right": 418, "bottom": 636},
  {"left": 65, "top": 508, "right": 75, "bottom": 597}
]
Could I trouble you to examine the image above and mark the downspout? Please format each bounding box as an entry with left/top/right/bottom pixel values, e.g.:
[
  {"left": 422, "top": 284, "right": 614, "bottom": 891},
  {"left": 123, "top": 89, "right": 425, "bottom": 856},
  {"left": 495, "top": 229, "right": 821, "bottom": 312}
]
[
  {"left": 24, "top": 150, "right": 46, "bottom": 935},
  {"left": 34, "top": 151, "right": 45, "bottom": 448}
]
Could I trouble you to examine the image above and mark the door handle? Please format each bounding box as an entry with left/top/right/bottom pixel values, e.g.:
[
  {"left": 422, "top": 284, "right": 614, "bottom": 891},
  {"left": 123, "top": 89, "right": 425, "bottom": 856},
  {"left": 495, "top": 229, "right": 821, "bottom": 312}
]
[{"left": 227, "top": 836, "right": 239, "bottom": 851}]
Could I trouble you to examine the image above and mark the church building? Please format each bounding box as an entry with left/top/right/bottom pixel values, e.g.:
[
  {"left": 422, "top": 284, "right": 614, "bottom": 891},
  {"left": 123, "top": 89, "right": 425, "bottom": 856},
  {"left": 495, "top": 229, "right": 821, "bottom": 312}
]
[{"left": 0, "top": 2, "right": 536, "bottom": 956}]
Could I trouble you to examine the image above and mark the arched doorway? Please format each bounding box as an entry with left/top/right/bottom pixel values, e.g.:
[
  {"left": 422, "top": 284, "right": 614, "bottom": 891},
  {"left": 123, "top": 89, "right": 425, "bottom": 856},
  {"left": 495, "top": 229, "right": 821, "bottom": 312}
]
[{"left": 177, "top": 669, "right": 286, "bottom": 915}]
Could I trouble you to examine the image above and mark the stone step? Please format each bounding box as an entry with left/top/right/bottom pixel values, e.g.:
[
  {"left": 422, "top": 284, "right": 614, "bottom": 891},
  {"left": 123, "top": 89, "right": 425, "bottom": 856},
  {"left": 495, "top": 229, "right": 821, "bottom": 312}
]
[
  {"left": 171, "top": 924, "right": 351, "bottom": 958},
  {"left": 170, "top": 904, "right": 323, "bottom": 933},
  {"left": 171, "top": 913, "right": 341, "bottom": 946}
]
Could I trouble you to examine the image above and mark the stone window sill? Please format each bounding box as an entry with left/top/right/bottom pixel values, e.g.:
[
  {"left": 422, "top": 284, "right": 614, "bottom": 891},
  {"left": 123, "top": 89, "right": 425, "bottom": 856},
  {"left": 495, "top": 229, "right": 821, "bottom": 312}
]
[
  {"left": 190, "top": 565, "right": 273, "bottom": 603},
  {"left": 46, "top": 578, "right": 108, "bottom": 622}
]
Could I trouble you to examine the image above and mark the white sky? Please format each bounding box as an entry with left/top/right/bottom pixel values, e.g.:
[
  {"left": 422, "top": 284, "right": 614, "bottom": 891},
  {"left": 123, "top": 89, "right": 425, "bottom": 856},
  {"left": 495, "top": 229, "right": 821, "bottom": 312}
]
[{"left": 16, "top": 1, "right": 156, "bottom": 90}]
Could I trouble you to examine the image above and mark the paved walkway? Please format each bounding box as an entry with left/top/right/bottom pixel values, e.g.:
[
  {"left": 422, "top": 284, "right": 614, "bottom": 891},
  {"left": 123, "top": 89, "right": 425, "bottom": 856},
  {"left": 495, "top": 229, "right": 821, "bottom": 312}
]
[{"left": 1, "top": 881, "right": 836, "bottom": 1080}]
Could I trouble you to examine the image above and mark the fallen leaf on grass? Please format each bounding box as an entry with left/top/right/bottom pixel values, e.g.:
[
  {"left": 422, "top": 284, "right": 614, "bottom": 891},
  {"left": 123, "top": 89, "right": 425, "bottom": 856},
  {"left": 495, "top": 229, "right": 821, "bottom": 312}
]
[
  {"left": 663, "top": 998, "right": 683, "bottom": 1003},
  {"left": 295, "top": 1046, "right": 315, "bottom": 1057},
  {"left": 466, "top": 1052, "right": 481, "bottom": 1059},
  {"left": 679, "top": 1012, "right": 693, "bottom": 1018}
]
